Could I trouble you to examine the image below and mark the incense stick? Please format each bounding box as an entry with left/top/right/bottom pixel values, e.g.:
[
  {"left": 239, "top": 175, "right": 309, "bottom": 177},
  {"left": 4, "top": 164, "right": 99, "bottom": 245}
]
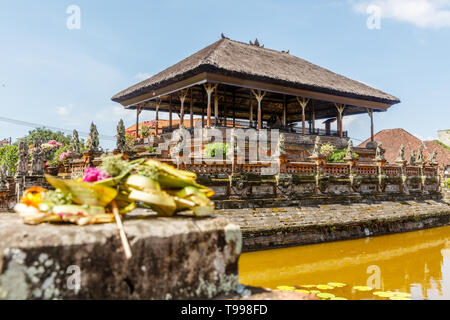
[{"left": 111, "top": 200, "right": 132, "bottom": 259}]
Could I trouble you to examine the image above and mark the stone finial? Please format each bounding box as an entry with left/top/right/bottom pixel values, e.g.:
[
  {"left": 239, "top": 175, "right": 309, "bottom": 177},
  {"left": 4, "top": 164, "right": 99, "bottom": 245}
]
[
  {"left": 311, "top": 136, "right": 322, "bottom": 158},
  {"left": 71, "top": 129, "right": 80, "bottom": 154},
  {"left": 375, "top": 142, "right": 385, "bottom": 161},
  {"left": 344, "top": 140, "right": 355, "bottom": 161},
  {"left": 30, "top": 139, "right": 45, "bottom": 176},
  {"left": 429, "top": 148, "right": 438, "bottom": 165},
  {"left": 278, "top": 133, "right": 286, "bottom": 157},
  {"left": 116, "top": 119, "right": 126, "bottom": 152},
  {"left": 88, "top": 122, "right": 99, "bottom": 152},
  {"left": 16, "top": 140, "right": 28, "bottom": 176},
  {"left": 0, "top": 165, "right": 7, "bottom": 190},
  {"left": 396, "top": 145, "right": 405, "bottom": 163},
  {"left": 416, "top": 145, "right": 424, "bottom": 165},
  {"left": 410, "top": 150, "right": 416, "bottom": 166}
]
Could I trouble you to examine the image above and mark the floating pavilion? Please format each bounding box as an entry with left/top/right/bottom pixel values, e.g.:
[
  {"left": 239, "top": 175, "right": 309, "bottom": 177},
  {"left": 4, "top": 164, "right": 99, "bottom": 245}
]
[{"left": 112, "top": 37, "right": 400, "bottom": 142}]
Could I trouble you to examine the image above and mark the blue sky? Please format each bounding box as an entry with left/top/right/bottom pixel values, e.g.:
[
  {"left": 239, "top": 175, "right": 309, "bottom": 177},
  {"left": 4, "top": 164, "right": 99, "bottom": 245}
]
[{"left": 0, "top": 0, "right": 449, "bottom": 149}]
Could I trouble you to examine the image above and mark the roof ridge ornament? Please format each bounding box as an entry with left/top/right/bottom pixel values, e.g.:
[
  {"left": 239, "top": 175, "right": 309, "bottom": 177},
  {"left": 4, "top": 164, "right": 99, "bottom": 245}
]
[{"left": 249, "top": 38, "right": 264, "bottom": 48}]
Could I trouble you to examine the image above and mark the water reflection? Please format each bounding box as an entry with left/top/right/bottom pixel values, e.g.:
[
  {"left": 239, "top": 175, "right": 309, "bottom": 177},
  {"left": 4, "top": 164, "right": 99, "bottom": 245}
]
[{"left": 239, "top": 226, "right": 450, "bottom": 300}]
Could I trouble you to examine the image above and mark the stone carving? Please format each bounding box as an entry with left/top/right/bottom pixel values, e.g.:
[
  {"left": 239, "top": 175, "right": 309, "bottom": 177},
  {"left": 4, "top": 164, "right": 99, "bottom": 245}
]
[
  {"left": 16, "top": 140, "right": 29, "bottom": 176},
  {"left": 416, "top": 145, "right": 424, "bottom": 165},
  {"left": 31, "top": 139, "right": 45, "bottom": 176},
  {"left": 344, "top": 140, "right": 354, "bottom": 161},
  {"left": 410, "top": 150, "right": 416, "bottom": 166},
  {"left": 396, "top": 145, "right": 405, "bottom": 163},
  {"left": 87, "top": 122, "right": 99, "bottom": 152},
  {"left": 278, "top": 133, "right": 286, "bottom": 157},
  {"left": 0, "top": 165, "right": 8, "bottom": 190},
  {"left": 311, "top": 136, "right": 322, "bottom": 158},
  {"left": 116, "top": 119, "right": 126, "bottom": 152},
  {"left": 429, "top": 148, "right": 438, "bottom": 165},
  {"left": 375, "top": 143, "right": 385, "bottom": 161},
  {"left": 71, "top": 129, "right": 80, "bottom": 154}
]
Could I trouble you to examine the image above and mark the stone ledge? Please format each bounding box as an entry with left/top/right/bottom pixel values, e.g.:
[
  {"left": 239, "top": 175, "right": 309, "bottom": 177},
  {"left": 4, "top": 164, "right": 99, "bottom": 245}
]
[
  {"left": 0, "top": 213, "right": 242, "bottom": 300},
  {"left": 215, "top": 200, "right": 450, "bottom": 252}
]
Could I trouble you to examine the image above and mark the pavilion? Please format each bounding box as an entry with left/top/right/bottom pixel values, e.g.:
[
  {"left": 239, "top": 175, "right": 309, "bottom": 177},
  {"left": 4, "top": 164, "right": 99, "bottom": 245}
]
[{"left": 112, "top": 36, "right": 400, "bottom": 144}]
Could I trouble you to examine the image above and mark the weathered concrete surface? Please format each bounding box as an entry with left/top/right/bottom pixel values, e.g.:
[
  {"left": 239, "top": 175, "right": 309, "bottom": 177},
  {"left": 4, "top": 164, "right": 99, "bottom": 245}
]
[
  {"left": 215, "top": 200, "right": 450, "bottom": 252},
  {"left": 0, "top": 212, "right": 242, "bottom": 300}
]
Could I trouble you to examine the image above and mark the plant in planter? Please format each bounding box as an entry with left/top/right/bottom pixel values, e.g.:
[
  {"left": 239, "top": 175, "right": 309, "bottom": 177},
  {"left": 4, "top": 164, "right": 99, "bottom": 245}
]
[
  {"left": 140, "top": 123, "right": 151, "bottom": 140},
  {"left": 205, "top": 142, "right": 229, "bottom": 160}
]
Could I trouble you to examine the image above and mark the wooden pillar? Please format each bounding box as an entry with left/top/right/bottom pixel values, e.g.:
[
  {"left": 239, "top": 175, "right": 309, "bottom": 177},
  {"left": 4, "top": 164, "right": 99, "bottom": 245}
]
[
  {"left": 312, "top": 102, "right": 316, "bottom": 134},
  {"left": 249, "top": 101, "right": 253, "bottom": 128},
  {"left": 201, "top": 90, "right": 205, "bottom": 127},
  {"left": 190, "top": 89, "right": 194, "bottom": 129},
  {"left": 135, "top": 105, "right": 142, "bottom": 138},
  {"left": 334, "top": 103, "right": 346, "bottom": 139},
  {"left": 282, "top": 95, "right": 287, "bottom": 127},
  {"left": 366, "top": 108, "right": 374, "bottom": 142},
  {"left": 169, "top": 95, "right": 173, "bottom": 130},
  {"left": 297, "top": 97, "right": 309, "bottom": 136},
  {"left": 214, "top": 89, "right": 219, "bottom": 126},
  {"left": 179, "top": 90, "right": 187, "bottom": 128},
  {"left": 223, "top": 88, "right": 227, "bottom": 127},
  {"left": 204, "top": 84, "right": 217, "bottom": 128},
  {"left": 232, "top": 90, "right": 236, "bottom": 128},
  {"left": 251, "top": 89, "right": 266, "bottom": 131},
  {"left": 155, "top": 99, "right": 161, "bottom": 135}
]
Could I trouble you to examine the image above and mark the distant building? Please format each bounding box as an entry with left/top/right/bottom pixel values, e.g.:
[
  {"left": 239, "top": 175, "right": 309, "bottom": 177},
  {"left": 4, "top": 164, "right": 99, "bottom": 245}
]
[
  {"left": 438, "top": 130, "right": 450, "bottom": 147},
  {"left": 358, "top": 128, "right": 450, "bottom": 180},
  {"left": 0, "top": 139, "right": 10, "bottom": 147}
]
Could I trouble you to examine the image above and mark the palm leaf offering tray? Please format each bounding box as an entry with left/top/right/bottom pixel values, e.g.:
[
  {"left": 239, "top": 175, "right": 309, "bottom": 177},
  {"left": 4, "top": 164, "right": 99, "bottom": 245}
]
[{"left": 15, "top": 155, "right": 215, "bottom": 226}]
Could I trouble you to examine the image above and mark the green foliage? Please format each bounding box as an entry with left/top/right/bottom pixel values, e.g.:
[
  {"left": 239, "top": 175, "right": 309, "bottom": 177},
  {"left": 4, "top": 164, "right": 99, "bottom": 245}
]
[
  {"left": 445, "top": 178, "right": 450, "bottom": 189},
  {"left": 125, "top": 132, "right": 137, "bottom": 152},
  {"left": 48, "top": 145, "right": 71, "bottom": 167},
  {"left": 205, "top": 142, "right": 228, "bottom": 159},
  {"left": 0, "top": 144, "right": 19, "bottom": 174},
  {"left": 99, "top": 154, "right": 132, "bottom": 177},
  {"left": 140, "top": 124, "right": 151, "bottom": 138},
  {"left": 19, "top": 128, "right": 71, "bottom": 147},
  {"left": 326, "top": 150, "right": 359, "bottom": 163},
  {"left": 145, "top": 146, "right": 157, "bottom": 153}
]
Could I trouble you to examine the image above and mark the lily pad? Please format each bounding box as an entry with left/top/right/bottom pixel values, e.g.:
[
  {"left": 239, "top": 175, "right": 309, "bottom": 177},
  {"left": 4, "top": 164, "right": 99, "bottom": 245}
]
[
  {"left": 294, "top": 289, "right": 310, "bottom": 294},
  {"left": 276, "top": 286, "right": 296, "bottom": 291},
  {"left": 353, "top": 286, "right": 373, "bottom": 292},
  {"left": 330, "top": 297, "right": 348, "bottom": 300},
  {"left": 317, "top": 293, "right": 336, "bottom": 299},
  {"left": 390, "top": 297, "right": 412, "bottom": 300},
  {"left": 317, "top": 285, "right": 334, "bottom": 290},
  {"left": 328, "top": 282, "right": 346, "bottom": 288},
  {"left": 373, "top": 291, "right": 396, "bottom": 298}
]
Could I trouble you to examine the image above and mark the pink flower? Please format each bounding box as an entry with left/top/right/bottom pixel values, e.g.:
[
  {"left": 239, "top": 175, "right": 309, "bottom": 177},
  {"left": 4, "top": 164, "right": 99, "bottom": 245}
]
[
  {"left": 82, "top": 168, "right": 110, "bottom": 182},
  {"left": 48, "top": 140, "right": 57, "bottom": 146}
]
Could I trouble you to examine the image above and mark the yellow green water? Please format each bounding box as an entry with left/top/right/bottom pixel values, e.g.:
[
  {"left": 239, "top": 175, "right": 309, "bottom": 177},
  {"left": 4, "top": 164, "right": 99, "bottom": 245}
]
[{"left": 239, "top": 225, "right": 450, "bottom": 300}]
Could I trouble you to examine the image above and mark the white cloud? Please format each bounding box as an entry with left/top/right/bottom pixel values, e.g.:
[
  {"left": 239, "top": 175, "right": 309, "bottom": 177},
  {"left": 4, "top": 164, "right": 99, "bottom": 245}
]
[
  {"left": 57, "top": 104, "right": 72, "bottom": 116},
  {"left": 134, "top": 72, "right": 152, "bottom": 82},
  {"left": 351, "top": 0, "right": 450, "bottom": 28}
]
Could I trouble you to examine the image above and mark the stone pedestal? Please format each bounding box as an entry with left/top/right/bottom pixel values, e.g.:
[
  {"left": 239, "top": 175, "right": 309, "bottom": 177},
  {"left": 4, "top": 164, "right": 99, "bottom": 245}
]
[{"left": 0, "top": 213, "right": 242, "bottom": 300}]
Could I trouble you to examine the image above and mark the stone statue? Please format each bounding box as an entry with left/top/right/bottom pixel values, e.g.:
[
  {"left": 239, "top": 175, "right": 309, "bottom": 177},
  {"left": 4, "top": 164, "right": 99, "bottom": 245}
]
[
  {"left": 16, "top": 140, "right": 29, "bottom": 176},
  {"left": 31, "top": 139, "right": 45, "bottom": 176},
  {"left": 429, "top": 148, "right": 438, "bottom": 165},
  {"left": 375, "top": 142, "right": 384, "bottom": 161},
  {"left": 416, "top": 145, "right": 424, "bottom": 165},
  {"left": 311, "top": 136, "right": 321, "bottom": 158},
  {"left": 88, "top": 122, "right": 99, "bottom": 151},
  {"left": 0, "top": 165, "right": 7, "bottom": 190},
  {"left": 71, "top": 129, "right": 80, "bottom": 154},
  {"left": 116, "top": 119, "right": 126, "bottom": 152},
  {"left": 278, "top": 133, "right": 286, "bottom": 156},
  {"left": 345, "top": 140, "right": 354, "bottom": 160},
  {"left": 410, "top": 150, "right": 416, "bottom": 166},
  {"left": 396, "top": 145, "right": 405, "bottom": 163}
]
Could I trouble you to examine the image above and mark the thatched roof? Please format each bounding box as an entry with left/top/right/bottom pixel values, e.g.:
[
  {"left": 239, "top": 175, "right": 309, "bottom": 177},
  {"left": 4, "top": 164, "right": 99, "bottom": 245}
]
[{"left": 112, "top": 38, "right": 400, "bottom": 106}]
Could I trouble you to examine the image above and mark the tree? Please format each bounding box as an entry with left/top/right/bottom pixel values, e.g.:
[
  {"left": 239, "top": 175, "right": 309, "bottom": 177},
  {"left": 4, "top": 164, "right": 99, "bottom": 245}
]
[
  {"left": 116, "top": 119, "right": 126, "bottom": 152},
  {"left": 0, "top": 144, "right": 19, "bottom": 175},
  {"left": 18, "top": 128, "right": 71, "bottom": 147}
]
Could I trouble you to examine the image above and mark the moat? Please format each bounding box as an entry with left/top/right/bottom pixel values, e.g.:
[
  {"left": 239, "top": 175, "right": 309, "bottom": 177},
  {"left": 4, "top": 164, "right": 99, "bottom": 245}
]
[{"left": 239, "top": 225, "right": 450, "bottom": 300}]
